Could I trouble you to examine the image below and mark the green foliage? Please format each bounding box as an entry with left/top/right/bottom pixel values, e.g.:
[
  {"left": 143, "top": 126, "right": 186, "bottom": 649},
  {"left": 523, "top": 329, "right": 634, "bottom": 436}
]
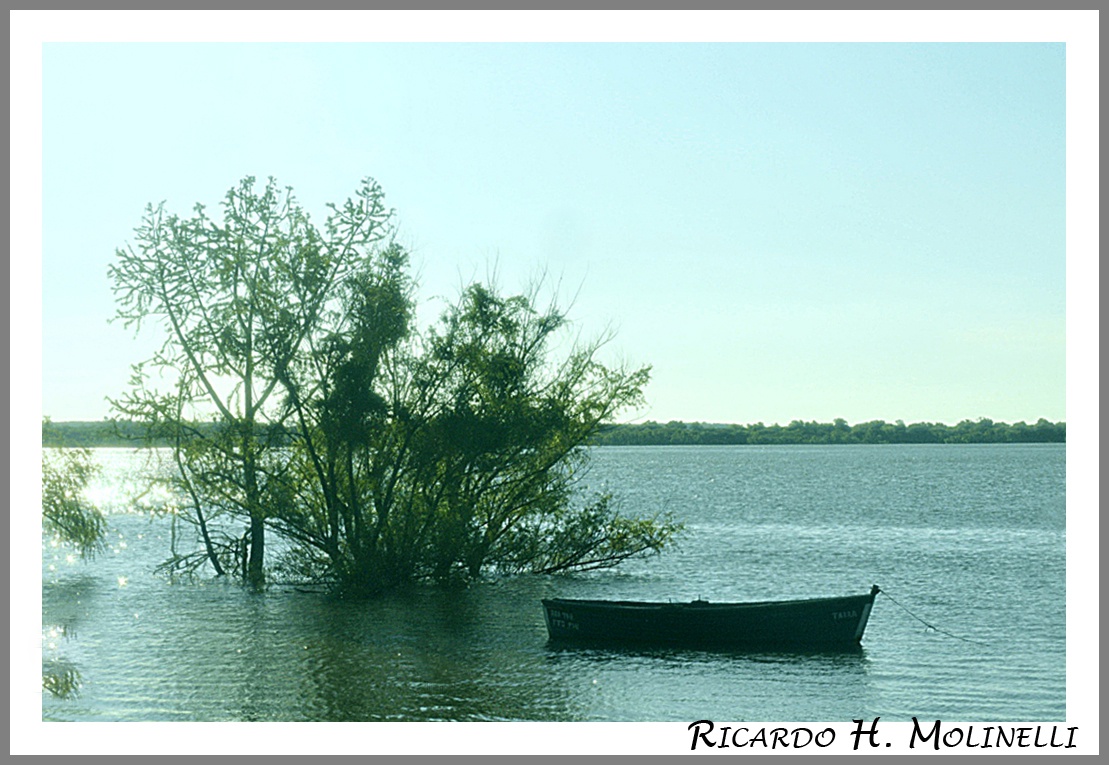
[
  {"left": 109, "top": 175, "right": 676, "bottom": 595},
  {"left": 109, "top": 176, "right": 397, "bottom": 587},
  {"left": 493, "top": 494, "right": 680, "bottom": 575},
  {"left": 272, "top": 276, "right": 674, "bottom": 595},
  {"left": 41, "top": 425, "right": 106, "bottom": 557},
  {"left": 42, "top": 659, "right": 82, "bottom": 700}
]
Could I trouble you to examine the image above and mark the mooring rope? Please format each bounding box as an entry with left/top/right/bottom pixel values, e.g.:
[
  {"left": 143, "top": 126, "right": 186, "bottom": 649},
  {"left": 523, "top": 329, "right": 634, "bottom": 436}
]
[{"left": 878, "top": 588, "right": 988, "bottom": 646}]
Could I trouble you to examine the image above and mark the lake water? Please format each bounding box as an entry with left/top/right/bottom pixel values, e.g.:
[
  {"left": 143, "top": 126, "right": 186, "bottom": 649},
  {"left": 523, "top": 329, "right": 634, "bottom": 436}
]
[{"left": 40, "top": 444, "right": 1067, "bottom": 728}]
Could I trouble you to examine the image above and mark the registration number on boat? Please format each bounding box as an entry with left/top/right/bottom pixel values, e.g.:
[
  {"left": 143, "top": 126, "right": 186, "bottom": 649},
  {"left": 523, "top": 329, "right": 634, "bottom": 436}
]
[
  {"left": 831, "top": 609, "right": 858, "bottom": 621},
  {"left": 548, "top": 609, "right": 581, "bottom": 631}
]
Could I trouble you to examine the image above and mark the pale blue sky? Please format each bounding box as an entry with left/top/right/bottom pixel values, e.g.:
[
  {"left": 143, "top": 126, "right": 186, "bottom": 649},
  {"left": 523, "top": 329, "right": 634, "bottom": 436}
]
[{"left": 34, "top": 34, "right": 1073, "bottom": 427}]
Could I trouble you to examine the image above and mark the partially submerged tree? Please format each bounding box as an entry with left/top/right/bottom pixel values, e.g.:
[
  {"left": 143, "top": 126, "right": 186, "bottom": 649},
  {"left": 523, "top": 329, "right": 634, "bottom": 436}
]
[
  {"left": 270, "top": 278, "right": 679, "bottom": 595},
  {"left": 111, "top": 175, "right": 680, "bottom": 594},
  {"left": 110, "top": 176, "right": 394, "bottom": 587}
]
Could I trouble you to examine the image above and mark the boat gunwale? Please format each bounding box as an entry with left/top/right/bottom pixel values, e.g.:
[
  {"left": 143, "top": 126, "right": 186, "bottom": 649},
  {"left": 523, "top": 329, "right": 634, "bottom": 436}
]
[{"left": 542, "top": 590, "right": 877, "bottom": 612}]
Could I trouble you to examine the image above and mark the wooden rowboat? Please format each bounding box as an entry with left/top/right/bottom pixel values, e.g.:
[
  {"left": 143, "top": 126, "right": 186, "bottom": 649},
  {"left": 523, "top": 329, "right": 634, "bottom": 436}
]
[{"left": 542, "top": 585, "right": 880, "bottom": 650}]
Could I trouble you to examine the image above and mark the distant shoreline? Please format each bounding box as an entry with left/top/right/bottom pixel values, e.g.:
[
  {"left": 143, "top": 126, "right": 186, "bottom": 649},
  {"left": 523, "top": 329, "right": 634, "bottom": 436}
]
[
  {"left": 41, "top": 418, "right": 1065, "bottom": 448},
  {"left": 593, "top": 418, "right": 1065, "bottom": 446}
]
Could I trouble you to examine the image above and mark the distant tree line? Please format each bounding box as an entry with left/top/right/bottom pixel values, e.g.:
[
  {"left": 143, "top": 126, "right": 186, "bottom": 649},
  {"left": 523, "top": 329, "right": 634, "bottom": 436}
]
[
  {"left": 41, "top": 419, "right": 287, "bottom": 449},
  {"left": 591, "top": 418, "right": 1066, "bottom": 446},
  {"left": 44, "top": 416, "right": 1065, "bottom": 448}
]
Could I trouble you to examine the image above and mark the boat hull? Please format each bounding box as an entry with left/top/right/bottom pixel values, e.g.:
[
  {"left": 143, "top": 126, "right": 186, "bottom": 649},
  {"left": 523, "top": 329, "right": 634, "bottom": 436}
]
[{"left": 542, "top": 586, "right": 879, "bottom": 650}]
